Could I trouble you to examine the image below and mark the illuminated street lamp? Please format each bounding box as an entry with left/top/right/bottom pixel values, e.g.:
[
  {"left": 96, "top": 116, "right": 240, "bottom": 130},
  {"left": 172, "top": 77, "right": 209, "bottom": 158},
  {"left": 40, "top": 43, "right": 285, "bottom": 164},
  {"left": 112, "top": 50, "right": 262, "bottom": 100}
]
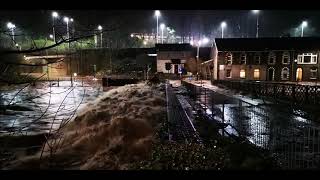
[
  {"left": 252, "top": 10, "right": 260, "bottom": 38},
  {"left": 301, "top": 21, "right": 307, "bottom": 37},
  {"left": 155, "top": 10, "right": 161, "bottom": 43},
  {"left": 64, "top": 17, "right": 70, "bottom": 48},
  {"left": 52, "top": 11, "right": 58, "bottom": 43},
  {"left": 130, "top": 34, "right": 134, "bottom": 38},
  {"left": 160, "top": 23, "right": 165, "bottom": 43},
  {"left": 221, "top": 21, "right": 226, "bottom": 38},
  {"left": 49, "top": 34, "right": 54, "bottom": 39},
  {"left": 7, "top": 22, "right": 16, "bottom": 41},
  {"left": 194, "top": 37, "right": 210, "bottom": 80},
  {"left": 98, "top": 25, "right": 103, "bottom": 48}
]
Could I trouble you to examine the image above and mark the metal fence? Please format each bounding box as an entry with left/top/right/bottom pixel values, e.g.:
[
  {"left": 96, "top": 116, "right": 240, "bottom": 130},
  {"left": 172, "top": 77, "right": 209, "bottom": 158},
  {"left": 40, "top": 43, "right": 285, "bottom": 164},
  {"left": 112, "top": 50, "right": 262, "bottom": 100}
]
[
  {"left": 214, "top": 80, "right": 320, "bottom": 105},
  {"left": 182, "top": 80, "right": 320, "bottom": 169},
  {"left": 165, "top": 82, "right": 201, "bottom": 144}
]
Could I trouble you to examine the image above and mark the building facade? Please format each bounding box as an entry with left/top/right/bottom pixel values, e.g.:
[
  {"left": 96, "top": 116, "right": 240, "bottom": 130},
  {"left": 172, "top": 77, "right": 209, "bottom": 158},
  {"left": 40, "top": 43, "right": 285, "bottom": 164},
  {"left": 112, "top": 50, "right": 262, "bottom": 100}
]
[
  {"left": 212, "top": 37, "right": 320, "bottom": 82},
  {"left": 156, "top": 44, "right": 212, "bottom": 75}
]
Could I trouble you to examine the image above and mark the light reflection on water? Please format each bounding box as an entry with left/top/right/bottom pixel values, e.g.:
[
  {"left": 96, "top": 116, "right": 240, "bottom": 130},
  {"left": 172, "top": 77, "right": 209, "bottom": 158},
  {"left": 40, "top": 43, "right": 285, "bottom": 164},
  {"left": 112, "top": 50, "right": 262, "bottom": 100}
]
[
  {"left": 195, "top": 87, "right": 320, "bottom": 169},
  {"left": 0, "top": 80, "right": 103, "bottom": 135}
]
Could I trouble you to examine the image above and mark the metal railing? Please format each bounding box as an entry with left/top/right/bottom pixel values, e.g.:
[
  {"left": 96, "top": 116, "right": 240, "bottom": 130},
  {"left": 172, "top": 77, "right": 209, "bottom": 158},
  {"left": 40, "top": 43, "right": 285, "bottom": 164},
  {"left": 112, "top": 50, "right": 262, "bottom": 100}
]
[
  {"left": 214, "top": 80, "right": 320, "bottom": 105},
  {"left": 182, "top": 80, "right": 320, "bottom": 169}
]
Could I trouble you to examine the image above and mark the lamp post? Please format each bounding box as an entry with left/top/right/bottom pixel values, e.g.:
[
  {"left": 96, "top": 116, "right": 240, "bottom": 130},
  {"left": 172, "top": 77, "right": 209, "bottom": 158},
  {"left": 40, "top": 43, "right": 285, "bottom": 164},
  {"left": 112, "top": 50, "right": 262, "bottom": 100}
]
[
  {"left": 98, "top": 25, "right": 103, "bottom": 48},
  {"left": 63, "top": 17, "right": 70, "bottom": 48},
  {"left": 252, "top": 10, "right": 260, "bottom": 38},
  {"left": 52, "top": 11, "right": 58, "bottom": 43},
  {"left": 221, "top": 21, "right": 226, "bottom": 38},
  {"left": 7, "top": 22, "right": 16, "bottom": 45},
  {"left": 155, "top": 10, "right": 160, "bottom": 43},
  {"left": 195, "top": 37, "right": 209, "bottom": 80},
  {"left": 160, "top": 23, "right": 165, "bottom": 43},
  {"left": 301, "top": 21, "right": 307, "bottom": 37}
]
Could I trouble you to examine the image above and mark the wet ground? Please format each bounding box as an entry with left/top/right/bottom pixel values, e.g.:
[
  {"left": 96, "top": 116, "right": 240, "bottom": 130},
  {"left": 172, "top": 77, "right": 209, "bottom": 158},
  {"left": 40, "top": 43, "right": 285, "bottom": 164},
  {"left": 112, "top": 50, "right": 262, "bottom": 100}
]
[
  {"left": 0, "top": 80, "right": 103, "bottom": 135},
  {"left": 182, "top": 81, "right": 320, "bottom": 169}
]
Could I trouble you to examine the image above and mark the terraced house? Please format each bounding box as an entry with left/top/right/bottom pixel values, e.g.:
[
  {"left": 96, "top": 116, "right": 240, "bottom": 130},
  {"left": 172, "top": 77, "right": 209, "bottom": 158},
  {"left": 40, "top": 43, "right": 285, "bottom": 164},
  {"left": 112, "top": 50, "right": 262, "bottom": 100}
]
[{"left": 213, "top": 37, "right": 320, "bottom": 82}]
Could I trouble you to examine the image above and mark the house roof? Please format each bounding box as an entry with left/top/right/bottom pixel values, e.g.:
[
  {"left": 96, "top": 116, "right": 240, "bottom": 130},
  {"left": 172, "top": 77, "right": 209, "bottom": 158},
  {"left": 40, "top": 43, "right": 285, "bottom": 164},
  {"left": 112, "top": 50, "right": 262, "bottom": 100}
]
[
  {"left": 155, "top": 43, "right": 192, "bottom": 51},
  {"left": 214, "top": 37, "right": 320, "bottom": 51}
]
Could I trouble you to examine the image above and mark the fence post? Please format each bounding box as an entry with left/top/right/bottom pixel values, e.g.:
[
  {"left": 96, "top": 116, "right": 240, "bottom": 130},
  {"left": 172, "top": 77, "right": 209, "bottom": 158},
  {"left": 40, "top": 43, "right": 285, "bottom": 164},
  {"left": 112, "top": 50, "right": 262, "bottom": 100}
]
[
  {"left": 305, "top": 86, "right": 309, "bottom": 104},
  {"left": 273, "top": 84, "right": 276, "bottom": 100},
  {"left": 211, "top": 91, "right": 214, "bottom": 119},
  {"left": 222, "top": 101, "right": 225, "bottom": 136},
  {"left": 292, "top": 84, "right": 296, "bottom": 102}
]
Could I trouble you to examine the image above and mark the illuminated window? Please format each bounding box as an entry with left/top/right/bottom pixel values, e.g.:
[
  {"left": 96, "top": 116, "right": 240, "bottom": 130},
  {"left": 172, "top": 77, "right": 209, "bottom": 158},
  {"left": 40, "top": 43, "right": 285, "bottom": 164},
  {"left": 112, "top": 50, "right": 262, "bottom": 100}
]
[
  {"left": 226, "top": 69, "right": 232, "bottom": 78},
  {"left": 310, "top": 68, "right": 318, "bottom": 79},
  {"left": 240, "top": 69, "right": 246, "bottom": 79},
  {"left": 282, "top": 51, "right": 290, "bottom": 64},
  {"left": 268, "top": 52, "right": 276, "bottom": 65},
  {"left": 281, "top": 67, "right": 289, "bottom": 80},
  {"left": 240, "top": 53, "right": 246, "bottom": 65},
  {"left": 226, "top": 52, "right": 233, "bottom": 65},
  {"left": 254, "top": 69, "right": 260, "bottom": 79}
]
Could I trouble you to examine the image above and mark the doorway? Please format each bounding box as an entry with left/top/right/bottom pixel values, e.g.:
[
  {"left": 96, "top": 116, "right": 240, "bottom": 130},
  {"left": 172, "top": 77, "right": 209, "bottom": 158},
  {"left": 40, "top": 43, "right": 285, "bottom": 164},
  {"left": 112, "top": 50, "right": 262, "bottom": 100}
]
[
  {"left": 268, "top": 68, "right": 275, "bottom": 81},
  {"left": 296, "top": 68, "right": 303, "bottom": 81}
]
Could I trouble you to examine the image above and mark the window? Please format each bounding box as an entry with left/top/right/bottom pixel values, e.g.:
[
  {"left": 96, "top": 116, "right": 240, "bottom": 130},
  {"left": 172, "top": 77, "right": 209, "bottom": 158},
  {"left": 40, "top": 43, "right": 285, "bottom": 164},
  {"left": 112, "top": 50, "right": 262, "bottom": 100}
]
[
  {"left": 240, "top": 69, "right": 246, "bottom": 79},
  {"left": 254, "top": 69, "right": 260, "bottom": 79},
  {"left": 297, "top": 53, "right": 317, "bottom": 64},
  {"left": 282, "top": 51, "right": 290, "bottom": 64},
  {"left": 226, "top": 52, "right": 233, "bottom": 65},
  {"left": 226, "top": 69, "right": 232, "bottom": 78},
  {"left": 310, "top": 68, "right": 318, "bottom": 79},
  {"left": 254, "top": 54, "right": 261, "bottom": 64},
  {"left": 240, "top": 53, "right": 246, "bottom": 65},
  {"left": 268, "top": 52, "right": 276, "bottom": 65},
  {"left": 281, "top": 67, "right": 290, "bottom": 80}
]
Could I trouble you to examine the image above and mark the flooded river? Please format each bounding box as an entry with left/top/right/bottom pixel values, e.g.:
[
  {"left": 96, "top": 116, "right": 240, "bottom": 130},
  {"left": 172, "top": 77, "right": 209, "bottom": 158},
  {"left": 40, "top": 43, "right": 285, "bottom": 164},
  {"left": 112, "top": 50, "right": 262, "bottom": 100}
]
[{"left": 0, "top": 80, "right": 103, "bottom": 135}]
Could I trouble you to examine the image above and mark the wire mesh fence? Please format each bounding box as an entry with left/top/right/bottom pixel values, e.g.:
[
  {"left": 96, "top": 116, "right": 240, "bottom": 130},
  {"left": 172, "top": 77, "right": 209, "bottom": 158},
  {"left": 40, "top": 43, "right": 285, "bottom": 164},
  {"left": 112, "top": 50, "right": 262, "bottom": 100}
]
[{"left": 182, "top": 80, "right": 320, "bottom": 169}]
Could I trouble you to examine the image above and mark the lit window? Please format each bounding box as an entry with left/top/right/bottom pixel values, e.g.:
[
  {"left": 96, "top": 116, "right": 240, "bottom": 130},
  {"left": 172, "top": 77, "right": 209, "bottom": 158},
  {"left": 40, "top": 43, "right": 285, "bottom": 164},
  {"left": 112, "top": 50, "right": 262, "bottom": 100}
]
[
  {"left": 254, "top": 69, "right": 260, "bottom": 79},
  {"left": 268, "top": 52, "right": 276, "bottom": 65},
  {"left": 297, "top": 53, "right": 317, "bottom": 64},
  {"left": 240, "top": 69, "right": 246, "bottom": 79},
  {"left": 254, "top": 54, "right": 260, "bottom": 64},
  {"left": 226, "top": 69, "right": 232, "bottom": 78},
  {"left": 310, "top": 68, "right": 317, "bottom": 79},
  {"left": 226, "top": 52, "right": 232, "bottom": 65},
  {"left": 240, "top": 53, "right": 246, "bottom": 65},
  {"left": 281, "top": 67, "right": 290, "bottom": 80},
  {"left": 282, "top": 51, "right": 290, "bottom": 64}
]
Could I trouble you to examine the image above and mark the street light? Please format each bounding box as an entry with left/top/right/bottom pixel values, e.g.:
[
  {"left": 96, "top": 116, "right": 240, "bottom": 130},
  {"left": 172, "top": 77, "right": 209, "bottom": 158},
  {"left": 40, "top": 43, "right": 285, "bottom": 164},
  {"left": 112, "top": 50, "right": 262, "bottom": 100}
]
[
  {"left": 221, "top": 21, "right": 226, "bottom": 38},
  {"left": 301, "top": 21, "right": 307, "bottom": 37},
  {"left": 64, "top": 17, "right": 70, "bottom": 48},
  {"left": 49, "top": 34, "right": 54, "bottom": 39},
  {"left": 160, "top": 23, "right": 165, "bottom": 43},
  {"left": 155, "top": 10, "right": 161, "bottom": 43},
  {"left": 98, "top": 25, "right": 103, "bottom": 48},
  {"left": 252, "top": 10, "right": 260, "bottom": 38},
  {"left": 52, "top": 11, "right": 58, "bottom": 43},
  {"left": 194, "top": 37, "right": 210, "bottom": 80},
  {"left": 7, "top": 22, "right": 16, "bottom": 42}
]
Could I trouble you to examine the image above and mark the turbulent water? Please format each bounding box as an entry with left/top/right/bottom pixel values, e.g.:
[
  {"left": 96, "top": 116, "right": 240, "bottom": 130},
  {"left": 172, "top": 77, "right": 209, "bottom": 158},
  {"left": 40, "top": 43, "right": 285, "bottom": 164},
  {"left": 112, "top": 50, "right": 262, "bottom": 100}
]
[{"left": 0, "top": 80, "right": 103, "bottom": 135}]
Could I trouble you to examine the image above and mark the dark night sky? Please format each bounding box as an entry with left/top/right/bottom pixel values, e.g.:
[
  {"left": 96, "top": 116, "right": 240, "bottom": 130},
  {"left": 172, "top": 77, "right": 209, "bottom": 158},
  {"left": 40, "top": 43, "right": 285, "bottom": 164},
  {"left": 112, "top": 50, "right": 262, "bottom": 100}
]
[{"left": 1, "top": 10, "right": 320, "bottom": 38}]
